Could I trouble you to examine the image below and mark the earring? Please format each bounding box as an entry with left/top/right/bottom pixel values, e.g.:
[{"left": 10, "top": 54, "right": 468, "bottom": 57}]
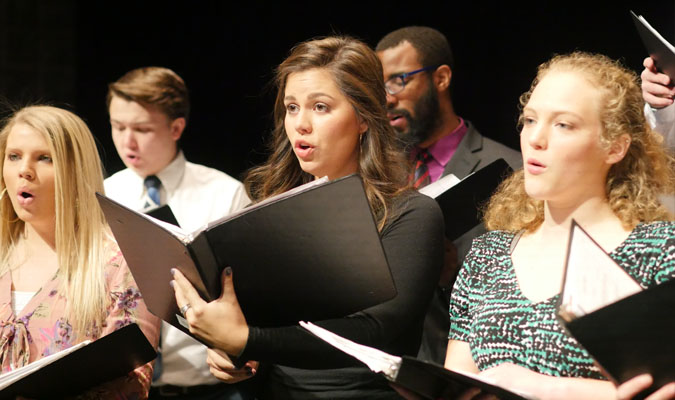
[{"left": 0, "top": 188, "right": 6, "bottom": 201}]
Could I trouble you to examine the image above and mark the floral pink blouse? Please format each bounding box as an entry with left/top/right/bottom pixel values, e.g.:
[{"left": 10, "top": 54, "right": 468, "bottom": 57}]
[{"left": 0, "top": 242, "right": 161, "bottom": 399}]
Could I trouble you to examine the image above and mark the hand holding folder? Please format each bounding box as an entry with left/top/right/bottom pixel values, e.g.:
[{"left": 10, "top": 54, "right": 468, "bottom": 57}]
[
  {"left": 557, "top": 221, "right": 675, "bottom": 400},
  {"left": 631, "top": 11, "right": 675, "bottom": 82},
  {"left": 98, "top": 174, "right": 397, "bottom": 346},
  {"left": 171, "top": 267, "right": 250, "bottom": 356}
]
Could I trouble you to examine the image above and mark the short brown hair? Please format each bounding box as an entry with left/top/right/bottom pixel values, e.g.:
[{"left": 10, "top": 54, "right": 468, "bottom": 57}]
[{"left": 106, "top": 66, "right": 190, "bottom": 122}]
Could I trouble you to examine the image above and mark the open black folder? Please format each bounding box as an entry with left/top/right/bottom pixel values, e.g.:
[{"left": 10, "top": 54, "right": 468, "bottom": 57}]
[
  {"left": 97, "top": 174, "right": 396, "bottom": 336},
  {"left": 418, "top": 158, "right": 513, "bottom": 240},
  {"left": 299, "top": 321, "right": 535, "bottom": 400},
  {"left": 0, "top": 323, "right": 156, "bottom": 399},
  {"left": 556, "top": 220, "right": 675, "bottom": 399},
  {"left": 631, "top": 10, "right": 675, "bottom": 81}
]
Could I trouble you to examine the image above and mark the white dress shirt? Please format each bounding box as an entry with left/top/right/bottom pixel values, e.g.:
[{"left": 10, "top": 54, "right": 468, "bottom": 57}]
[
  {"left": 645, "top": 103, "right": 675, "bottom": 214},
  {"left": 105, "top": 151, "right": 250, "bottom": 386},
  {"left": 645, "top": 103, "right": 675, "bottom": 151}
]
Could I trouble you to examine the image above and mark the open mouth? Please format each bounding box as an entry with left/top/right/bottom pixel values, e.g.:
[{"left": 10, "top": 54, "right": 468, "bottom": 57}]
[
  {"left": 388, "top": 114, "right": 403, "bottom": 123},
  {"left": 20, "top": 191, "right": 33, "bottom": 199}
]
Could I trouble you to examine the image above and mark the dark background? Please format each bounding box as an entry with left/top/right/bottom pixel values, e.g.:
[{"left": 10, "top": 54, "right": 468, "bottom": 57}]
[{"left": 1, "top": 0, "right": 673, "bottom": 181}]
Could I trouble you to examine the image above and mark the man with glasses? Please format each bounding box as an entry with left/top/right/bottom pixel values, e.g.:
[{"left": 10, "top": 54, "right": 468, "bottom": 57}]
[
  {"left": 376, "top": 26, "right": 521, "bottom": 364},
  {"left": 104, "top": 66, "right": 252, "bottom": 399}
]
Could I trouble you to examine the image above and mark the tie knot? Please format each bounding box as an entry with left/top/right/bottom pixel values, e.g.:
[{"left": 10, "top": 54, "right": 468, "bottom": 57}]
[
  {"left": 416, "top": 149, "right": 431, "bottom": 162},
  {"left": 144, "top": 175, "right": 161, "bottom": 190},
  {"left": 144, "top": 175, "right": 162, "bottom": 207}
]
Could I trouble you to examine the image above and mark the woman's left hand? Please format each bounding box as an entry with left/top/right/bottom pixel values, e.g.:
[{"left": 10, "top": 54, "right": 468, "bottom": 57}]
[
  {"left": 171, "top": 266, "right": 249, "bottom": 356},
  {"left": 206, "top": 348, "right": 259, "bottom": 384},
  {"left": 617, "top": 374, "right": 675, "bottom": 400}
]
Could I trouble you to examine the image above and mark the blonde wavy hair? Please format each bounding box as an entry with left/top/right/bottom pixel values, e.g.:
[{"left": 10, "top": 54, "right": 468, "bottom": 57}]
[
  {"left": 484, "top": 52, "right": 675, "bottom": 232},
  {"left": 0, "top": 106, "right": 110, "bottom": 336}
]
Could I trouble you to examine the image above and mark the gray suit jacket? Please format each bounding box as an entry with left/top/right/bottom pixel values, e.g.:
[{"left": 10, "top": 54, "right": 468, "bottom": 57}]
[
  {"left": 442, "top": 121, "right": 521, "bottom": 261},
  {"left": 442, "top": 120, "right": 522, "bottom": 179}
]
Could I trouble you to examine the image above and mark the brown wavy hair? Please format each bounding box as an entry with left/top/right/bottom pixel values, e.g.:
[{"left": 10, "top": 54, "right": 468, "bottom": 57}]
[
  {"left": 484, "top": 52, "right": 675, "bottom": 232},
  {"left": 244, "top": 36, "right": 410, "bottom": 230}
]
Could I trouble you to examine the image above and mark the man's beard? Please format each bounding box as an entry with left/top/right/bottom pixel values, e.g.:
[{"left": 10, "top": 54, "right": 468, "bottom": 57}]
[{"left": 390, "top": 80, "right": 441, "bottom": 150}]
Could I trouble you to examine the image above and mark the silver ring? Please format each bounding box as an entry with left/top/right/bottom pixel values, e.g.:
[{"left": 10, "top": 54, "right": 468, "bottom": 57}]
[{"left": 179, "top": 303, "right": 191, "bottom": 316}]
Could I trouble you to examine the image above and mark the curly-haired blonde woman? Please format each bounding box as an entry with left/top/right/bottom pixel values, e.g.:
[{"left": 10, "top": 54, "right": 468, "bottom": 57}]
[{"left": 445, "top": 52, "right": 675, "bottom": 399}]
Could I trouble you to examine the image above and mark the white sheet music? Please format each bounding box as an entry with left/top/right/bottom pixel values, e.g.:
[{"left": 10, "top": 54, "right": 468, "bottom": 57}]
[
  {"left": 418, "top": 173, "right": 460, "bottom": 198},
  {"left": 0, "top": 340, "right": 90, "bottom": 389},
  {"left": 559, "top": 222, "right": 642, "bottom": 320}
]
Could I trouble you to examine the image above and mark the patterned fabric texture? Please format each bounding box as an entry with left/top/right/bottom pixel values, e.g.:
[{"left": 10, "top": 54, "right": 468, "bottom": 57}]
[
  {"left": 449, "top": 221, "right": 675, "bottom": 378},
  {"left": 0, "top": 240, "right": 160, "bottom": 399}
]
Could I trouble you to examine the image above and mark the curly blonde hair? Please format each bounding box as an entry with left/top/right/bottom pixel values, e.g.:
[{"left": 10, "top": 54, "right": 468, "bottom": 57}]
[{"left": 484, "top": 52, "right": 675, "bottom": 232}]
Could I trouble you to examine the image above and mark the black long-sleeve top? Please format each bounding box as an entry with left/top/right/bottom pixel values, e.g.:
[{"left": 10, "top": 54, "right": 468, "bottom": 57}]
[{"left": 241, "top": 191, "right": 445, "bottom": 399}]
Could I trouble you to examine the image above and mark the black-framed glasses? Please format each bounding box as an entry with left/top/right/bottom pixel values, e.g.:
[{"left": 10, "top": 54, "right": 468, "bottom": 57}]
[{"left": 384, "top": 65, "right": 439, "bottom": 95}]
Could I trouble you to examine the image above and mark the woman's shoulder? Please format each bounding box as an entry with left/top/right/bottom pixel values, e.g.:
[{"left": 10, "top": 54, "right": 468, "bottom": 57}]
[
  {"left": 630, "top": 220, "right": 675, "bottom": 244},
  {"left": 389, "top": 191, "right": 443, "bottom": 224},
  {"left": 474, "top": 229, "right": 517, "bottom": 248}
]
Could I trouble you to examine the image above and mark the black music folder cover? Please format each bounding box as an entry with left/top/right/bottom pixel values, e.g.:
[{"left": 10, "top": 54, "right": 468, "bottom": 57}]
[
  {"left": 418, "top": 158, "right": 513, "bottom": 241},
  {"left": 300, "top": 321, "right": 535, "bottom": 400},
  {"left": 0, "top": 323, "right": 156, "bottom": 399},
  {"left": 97, "top": 174, "right": 396, "bottom": 335},
  {"left": 557, "top": 220, "right": 675, "bottom": 399},
  {"left": 145, "top": 204, "right": 179, "bottom": 226},
  {"left": 631, "top": 10, "right": 675, "bottom": 81}
]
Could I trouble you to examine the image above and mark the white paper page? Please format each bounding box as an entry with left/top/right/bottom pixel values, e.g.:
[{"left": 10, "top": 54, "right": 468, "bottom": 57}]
[
  {"left": 0, "top": 340, "right": 90, "bottom": 389},
  {"left": 299, "top": 321, "right": 402, "bottom": 379},
  {"left": 560, "top": 224, "right": 642, "bottom": 319},
  {"left": 140, "top": 213, "right": 188, "bottom": 242},
  {"left": 300, "top": 321, "right": 539, "bottom": 399},
  {"left": 191, "top": 176, "right": 330, "bottom": 238},
  {"left": 638, "top": 15, "right": 675, "bottom": 53},
  {"left": 418, "top": 173, "right": 460, "bottom": 198}
]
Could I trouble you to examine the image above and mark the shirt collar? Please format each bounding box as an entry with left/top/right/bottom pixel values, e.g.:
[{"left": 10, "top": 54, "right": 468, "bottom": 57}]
[
  {"left": 154, "top": 150, "right": 186, "bottom": 194},
  {"left": 413, "top": 117, "right": 467, "bottom": 167}
]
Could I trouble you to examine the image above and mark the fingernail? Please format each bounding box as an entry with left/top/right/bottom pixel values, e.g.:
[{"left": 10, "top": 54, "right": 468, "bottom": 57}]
[
  {"left": 170, "top": 268, "right": 176, "bottom": 276},
  {"left": 169, "top": 280, "right": 175, "bottom": 289},
  {"left": 225, "top": 267, "right": 232, "bottom": 276}
]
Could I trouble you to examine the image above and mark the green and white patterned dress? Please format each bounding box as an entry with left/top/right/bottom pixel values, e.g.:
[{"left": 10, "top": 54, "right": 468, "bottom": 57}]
[{"left": 449, "top": 221, "right": 675, "bottom": 379}]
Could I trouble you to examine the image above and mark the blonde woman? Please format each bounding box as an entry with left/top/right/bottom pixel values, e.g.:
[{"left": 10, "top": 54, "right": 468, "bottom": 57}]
[
  {"left": 0, "top": 106, "right": 160, "bottom": 398},
  {"left": 445, "top": 52, "right": 675, "bottom": 399}
]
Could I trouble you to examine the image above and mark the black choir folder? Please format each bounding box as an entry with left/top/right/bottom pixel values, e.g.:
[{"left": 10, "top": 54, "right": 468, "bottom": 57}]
[
  {"left": 145, "top": 203, "right": 179, "bottom": 226},
  {"left": 96, "top": 174, "right": 396, "bottom": 335},
  {"left": 0, "top": 323, "right": 155, "bottom": 399},
  {"left": 557, "top": 220, "right": 675, "bottom": 399},
  {"left": 631, "top": 10, "right": 675, "bottom": 81},
  {"left": 418, "top": 158, "right": 513, "bottom": 240},
  {"left": 299, "top": 321, "right": 535, "bottom": 400}
]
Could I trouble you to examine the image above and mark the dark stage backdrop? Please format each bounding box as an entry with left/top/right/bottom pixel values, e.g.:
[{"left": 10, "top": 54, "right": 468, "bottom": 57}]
[{"left": 1, "top": 1, "right": 673, "bottom": 181}]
